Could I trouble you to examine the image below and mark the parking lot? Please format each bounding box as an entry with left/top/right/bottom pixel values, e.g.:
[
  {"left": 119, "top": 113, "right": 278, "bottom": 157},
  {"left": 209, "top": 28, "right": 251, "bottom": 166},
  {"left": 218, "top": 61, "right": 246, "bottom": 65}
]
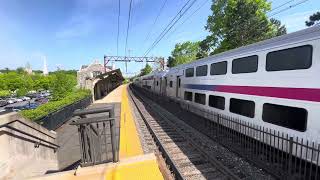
[
  {"left": 0, "top": 99, "right": 35, "bottom": 111},
  {"left": 0, "top": 92, "right": 50, "bottom": 115}
]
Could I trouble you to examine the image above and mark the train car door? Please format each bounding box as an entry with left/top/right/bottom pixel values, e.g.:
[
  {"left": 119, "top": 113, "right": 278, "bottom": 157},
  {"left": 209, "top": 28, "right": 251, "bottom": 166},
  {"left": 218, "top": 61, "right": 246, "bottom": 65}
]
[
  {"left": 176, "top": 76, "right": 181, "bottom": 98},
  {"left": 164, "top": 77, "right": 167, "bottom": 95},
  {"left": 153, "top": 78, "right": 156, "bottom": 92},
  {"left": 159, "top": 78, "right": 162, "bottom": 94}
]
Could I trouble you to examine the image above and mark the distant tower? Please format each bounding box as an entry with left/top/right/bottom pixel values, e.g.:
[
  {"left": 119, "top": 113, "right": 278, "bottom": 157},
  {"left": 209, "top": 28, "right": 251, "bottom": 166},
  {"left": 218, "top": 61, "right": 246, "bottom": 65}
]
[
  {"left": 43, "top": 57, "right": 48, "bottom": 76},
  {"left": 25, "top": 62, "right": 32, "bottom": 74}
]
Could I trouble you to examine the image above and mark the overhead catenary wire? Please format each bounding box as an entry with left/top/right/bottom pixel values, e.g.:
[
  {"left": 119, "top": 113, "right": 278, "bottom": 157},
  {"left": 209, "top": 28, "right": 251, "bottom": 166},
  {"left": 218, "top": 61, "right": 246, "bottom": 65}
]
[
  {"left": 267, "top": 0, "right": 295, "bottom": 14},
  {"left": 125, "top": 0, "right": 133, "bottom": 57},
  {"left": 204, "top": 0, "right": 310, "bottom": 42},
  {"left": 124, "top": 0, "right": 133, "bottom": 72},
  {"left": 173, "top": 0, "right": 310, "bottom": 53},
  {"left": 165, "top": 0, "right": 210, "bottom": 40},
  {"left": 268, "top": 0, "right": 309, "bottom": 18},
  {"left": 143, "top": 0, "right": 198, "bottom": 56},
  {"left": 143, "top": 0, "right": 168, "bottom": 43}
]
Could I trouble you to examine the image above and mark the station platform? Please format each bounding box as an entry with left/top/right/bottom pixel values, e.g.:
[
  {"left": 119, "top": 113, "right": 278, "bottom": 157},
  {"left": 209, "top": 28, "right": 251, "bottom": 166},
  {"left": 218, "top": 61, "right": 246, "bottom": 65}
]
[{"left": 32, "top": 84, "right": 165, "bottom": 180}]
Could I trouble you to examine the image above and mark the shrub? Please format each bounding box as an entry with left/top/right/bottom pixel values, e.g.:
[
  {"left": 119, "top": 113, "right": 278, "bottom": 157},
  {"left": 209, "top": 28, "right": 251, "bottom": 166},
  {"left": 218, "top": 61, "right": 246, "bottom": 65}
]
[
  {"left": 0, "top": 90, "right": 11, "bottom": 98},
  {"left": 20, "top": 89, "right": 91, "bottom": 121}
]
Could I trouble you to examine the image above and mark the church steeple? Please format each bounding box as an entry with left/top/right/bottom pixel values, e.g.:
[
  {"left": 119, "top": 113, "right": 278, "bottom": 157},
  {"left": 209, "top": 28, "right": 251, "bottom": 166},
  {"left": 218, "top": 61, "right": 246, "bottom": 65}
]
[{"left": 43, "top": 57, "right": 48, "bottom": 76}]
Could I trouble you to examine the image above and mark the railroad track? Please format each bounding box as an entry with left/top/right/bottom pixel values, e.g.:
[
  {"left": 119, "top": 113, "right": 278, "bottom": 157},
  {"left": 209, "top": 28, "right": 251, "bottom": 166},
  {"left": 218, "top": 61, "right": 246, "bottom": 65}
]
[{"left": 128, "top": 86, "right": 242, "bottom": 180}]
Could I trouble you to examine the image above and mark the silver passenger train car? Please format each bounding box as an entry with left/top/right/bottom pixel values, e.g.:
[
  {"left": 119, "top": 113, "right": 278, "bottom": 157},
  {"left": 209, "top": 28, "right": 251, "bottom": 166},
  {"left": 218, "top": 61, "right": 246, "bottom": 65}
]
[{"left": 134, "top": 26, "right": 320, "bottom": 161}]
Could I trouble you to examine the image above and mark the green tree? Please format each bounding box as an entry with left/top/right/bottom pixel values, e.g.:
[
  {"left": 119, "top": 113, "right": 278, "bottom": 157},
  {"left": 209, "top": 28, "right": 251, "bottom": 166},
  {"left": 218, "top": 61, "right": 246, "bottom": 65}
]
[
  {"left": 50, "top": 71, "right": 77, "bottom": 100},
  {"left": 0, "top": 74, "right": 7, "bottom": 90},
  {"left": 306, "top": 11, "right": 320, "bottom": 27},
  {"left": 16, "top": 87, "right": 28, "bottom": 97},
  {"left": 167, "top": 41, "right": 204, "bottom": 67},
  {"left": 16, "top": 67, "right": 25, "bottom": 74},
  {"left": 202, "top": 0, "right": 286, "bottom": 54},
  {"left": 167, "top": 56, "right": 175, "bottom": 68},
  {"left": 5, "top": 72, "right": 24, "bottom": 91},
  {"left": 140, "top": 64, "right": 153, "bottom": 76}
]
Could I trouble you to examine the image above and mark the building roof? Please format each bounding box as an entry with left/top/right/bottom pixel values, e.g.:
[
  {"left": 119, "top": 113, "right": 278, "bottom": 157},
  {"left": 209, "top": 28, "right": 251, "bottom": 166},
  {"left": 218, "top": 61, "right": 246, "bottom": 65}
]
[{"left": 97, "top": 68, "right": 124, "bottom": 81}]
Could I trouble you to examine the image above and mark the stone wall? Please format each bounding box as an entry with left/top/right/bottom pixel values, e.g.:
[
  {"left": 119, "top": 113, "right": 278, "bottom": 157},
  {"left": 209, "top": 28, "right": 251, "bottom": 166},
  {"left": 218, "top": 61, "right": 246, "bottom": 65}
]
[{"left": 0, "top": 112, "right": 59, "bottom": 179}]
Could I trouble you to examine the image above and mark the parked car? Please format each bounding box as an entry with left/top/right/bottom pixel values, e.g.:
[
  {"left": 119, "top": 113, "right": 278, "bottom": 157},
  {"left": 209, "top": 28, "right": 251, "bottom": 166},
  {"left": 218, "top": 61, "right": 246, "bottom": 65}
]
[
  {"left": 21, "top": 103, "right": 38, "bottom": 110},
  {"left": 22, "top": 96, "right": 31, "bottom": 101},
  {"left": 15, "top": 98, "right": 23, "bottom": 102},
  {"left": 6, "top": 98, "right": 17, "bottom": 104},
  {"left": 0, "top": 99, "right": 8, "bottom": 107},
  {"left": 26, "top": 93, "right": 37, "bottom": 98},
  {"left": 35, "top": 98, "right": 48, "bottom": 104},
  {"left": 4, "top": 106, "right": 21, "bottom": 112}
]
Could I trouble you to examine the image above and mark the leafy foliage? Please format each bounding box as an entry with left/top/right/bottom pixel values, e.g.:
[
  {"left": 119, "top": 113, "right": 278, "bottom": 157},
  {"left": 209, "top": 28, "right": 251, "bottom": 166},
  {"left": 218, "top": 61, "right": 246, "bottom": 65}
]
[
  {"left": 201, "top": 0, "right": 286, "bottom": 54},
  {"left": 167, "top": 41, "right": 205, "bottom": 68},
  {"left": 50, "top": 71, "right": 77, "bottom": 100},
  {"left": 306, "top": 11, "right": 320, "bottom": 27},
  {"left": 20, "top": 89, "right": 91, "bottom": 121},
  {"left": 0, "top": 90, "right": 11, "bottom": 98},
  {"left": 166, "top": 0, "right": 286, "bottom": 68},
  {"left": 140, "top": 64, "right": 153, "bottom": 76}
]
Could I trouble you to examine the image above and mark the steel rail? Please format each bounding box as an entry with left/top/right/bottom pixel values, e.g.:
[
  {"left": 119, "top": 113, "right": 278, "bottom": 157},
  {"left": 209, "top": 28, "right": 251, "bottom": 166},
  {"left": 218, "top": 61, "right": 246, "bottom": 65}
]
[{"left": 129, "top": 86, "right": 241, "bottom": 180}]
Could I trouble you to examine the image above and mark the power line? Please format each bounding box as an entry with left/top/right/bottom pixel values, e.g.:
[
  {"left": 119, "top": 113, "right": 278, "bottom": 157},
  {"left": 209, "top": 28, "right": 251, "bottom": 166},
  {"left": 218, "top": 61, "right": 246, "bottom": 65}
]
[
  {"left": 268, "top": 0, "right": 309, "bottom": 18},
  {"left": 219, "top": 0, "right": 310, "bottom": 40},
  {"left": 143, "top": 0, "right": 198, "bottom": 56},
  {"left": 124, "top": 0, "right": 133, "bottom": 72},
  {"left": 117, "top": 0, "right": 121, "bottom": 56},
  {"left": 267, "top": 0, "right": 295, "bottom": 14},
  {"left": 143, "top": 0, "right": 168, "bottom": 43},
  {"left": 166, "top": 0, "right": 210, "bottom": 40},
  {"left": 124, "top": 0, "right": 133, "bottom": 56},
  {"left": 191, "top": 0, "right": 310, "bottom": 51}
]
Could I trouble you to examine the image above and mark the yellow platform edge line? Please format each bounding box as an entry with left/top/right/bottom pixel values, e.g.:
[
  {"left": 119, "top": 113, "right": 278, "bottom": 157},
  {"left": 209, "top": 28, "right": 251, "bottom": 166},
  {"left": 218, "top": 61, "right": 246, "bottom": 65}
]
[
  {"left": 119, "top": 85, "right": 143, "bottom": 158},
  {"left": 105, "top": 159, "right": 163, "bottom": 180}
]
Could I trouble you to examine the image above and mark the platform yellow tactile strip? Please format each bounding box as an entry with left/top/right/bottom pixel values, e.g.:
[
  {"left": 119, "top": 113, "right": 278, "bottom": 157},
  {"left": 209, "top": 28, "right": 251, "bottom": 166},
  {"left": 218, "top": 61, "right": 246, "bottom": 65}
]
[
  {"left": 105, "top": 156, "right": 164, "bottom": 180},
  {"left": 119, "top": 85, "right": 143, "bottom": 158}
]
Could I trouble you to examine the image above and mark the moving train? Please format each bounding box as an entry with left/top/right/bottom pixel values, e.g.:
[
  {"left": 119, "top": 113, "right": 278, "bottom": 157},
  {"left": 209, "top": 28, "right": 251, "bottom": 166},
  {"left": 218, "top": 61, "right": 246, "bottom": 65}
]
[{"left": 134, "top": 25, "right": 320, "bottom": 142}]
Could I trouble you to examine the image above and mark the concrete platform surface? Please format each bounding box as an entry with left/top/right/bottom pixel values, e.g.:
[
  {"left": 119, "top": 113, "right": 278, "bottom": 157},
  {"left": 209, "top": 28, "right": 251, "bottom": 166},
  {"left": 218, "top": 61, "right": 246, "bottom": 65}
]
[{"left": 30, "top": 153, "right": 164, "bottom": 180}]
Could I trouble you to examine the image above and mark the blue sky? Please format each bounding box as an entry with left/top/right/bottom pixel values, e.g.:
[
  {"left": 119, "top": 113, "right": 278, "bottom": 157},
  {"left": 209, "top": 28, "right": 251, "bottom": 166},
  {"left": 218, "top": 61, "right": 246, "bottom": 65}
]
[{"left": 0, "top": 0, "right": 319, "bottom": 76}]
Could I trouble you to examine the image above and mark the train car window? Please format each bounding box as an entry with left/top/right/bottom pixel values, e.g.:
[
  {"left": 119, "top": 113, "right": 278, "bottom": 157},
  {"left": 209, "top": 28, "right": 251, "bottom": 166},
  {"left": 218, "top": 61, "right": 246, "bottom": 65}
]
[
  {"left": 195, "top": 93, "right": 206, "bottom": 105},
  {"left": 232, "top": 55, "right": 258, "bottom": 74},
  {"left": 169, "top": 81, "right": 173, "bottom": 87},
  {"left": 178, "top": 78, "right": 181, "bottom": 88},
  {"left": 185, "top": 68, "right": 194, "bottom": 77},
  {"left": 230, "top": 98, "right": 255, "bottom": 118},
  {"left": 210, "top": 61, "right": 227, "bottom": 75},
  {"left": 196, "top": 65, "right": 208, "bottom": 76},
  {"left": 209, "top": 95, "right": 225, "bottom": 110},
  {"left": 262, "top": 103, "right": 307, "bottom": 132},
  {"left": 266, "top": 45, "right": 312, "bottom": 71},
  {"left": 184, "top": 91, "right": 193, "bottom": 101},
  {"left": 157, "top": 81, "right": 159, "bottom": 86}
]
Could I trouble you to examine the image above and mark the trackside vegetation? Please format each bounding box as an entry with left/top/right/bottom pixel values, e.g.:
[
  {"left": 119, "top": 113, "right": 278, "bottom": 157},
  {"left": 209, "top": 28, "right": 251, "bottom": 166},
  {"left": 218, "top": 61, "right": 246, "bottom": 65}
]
[
  {"left": 0, "top": 68, "right": 90, "bottom": 121},
  {"left": 20, "top": 89, "right": 91, "bottom": 121}
]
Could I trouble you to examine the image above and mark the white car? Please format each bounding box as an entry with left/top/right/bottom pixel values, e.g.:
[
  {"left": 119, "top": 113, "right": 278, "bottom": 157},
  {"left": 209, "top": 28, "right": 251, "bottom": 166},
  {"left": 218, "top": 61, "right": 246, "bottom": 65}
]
[
  {"left": 22, "top": 96, "right": 31, "bottom": 101},
  {"left": 7, "top": 98, "right": 16, "bottom": 104},
  {"left": 15, "top": 98, "right": 23, "bottom": 102}
]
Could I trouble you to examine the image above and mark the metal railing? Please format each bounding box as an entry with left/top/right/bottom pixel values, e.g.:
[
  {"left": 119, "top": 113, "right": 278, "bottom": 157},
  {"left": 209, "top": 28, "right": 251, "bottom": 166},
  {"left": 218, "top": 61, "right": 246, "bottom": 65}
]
[
  {"left": 133, "top": 85, "right": 320, "bottom": 180},
  {"left": 70, "top": 105, "right": 118, "bottom": 167}
]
